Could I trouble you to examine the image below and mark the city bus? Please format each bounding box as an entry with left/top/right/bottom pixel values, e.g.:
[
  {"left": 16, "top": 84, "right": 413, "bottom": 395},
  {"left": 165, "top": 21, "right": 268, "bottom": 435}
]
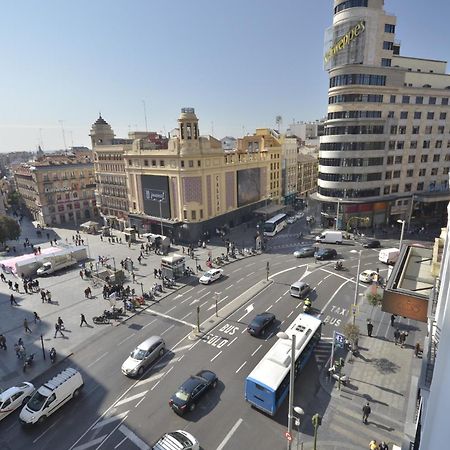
[
  {"left": 263, "top": 213, "right": 288, "bottom": 237},
  {"left": 244, "top": 313, "right": 322, "bottom": 416}
]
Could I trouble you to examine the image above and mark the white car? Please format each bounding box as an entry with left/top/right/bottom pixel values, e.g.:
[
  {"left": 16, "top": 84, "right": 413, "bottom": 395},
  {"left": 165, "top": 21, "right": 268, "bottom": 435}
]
[
  {"left": 0, "top": 382, "right": 34, "bottom": 421},
  {"left": 152, "top": 430, "right": 199, "bottom": 450},
  {"left": 287, "top": 217, "right": 297, "bottom": 224},
  {"left": 199, "top": 268, "right": 223, "bottom": 284},
  {"left": 359, "top": 270, "right": 378, "bottom": 283}
]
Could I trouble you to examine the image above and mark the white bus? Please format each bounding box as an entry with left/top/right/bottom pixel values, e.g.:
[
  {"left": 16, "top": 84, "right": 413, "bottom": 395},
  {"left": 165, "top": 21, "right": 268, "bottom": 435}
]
[
  {"left": 263, "top": 213, "right": 288, "bottom": 237},
  {"left": 244, "top": 313, "right": 322, "bottom": 415}
]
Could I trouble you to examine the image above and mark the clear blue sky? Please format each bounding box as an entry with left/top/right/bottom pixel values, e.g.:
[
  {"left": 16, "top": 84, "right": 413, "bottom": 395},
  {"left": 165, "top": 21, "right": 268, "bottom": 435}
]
[{"left": 1, "top": 0, "right": 449, "bottom": 152}]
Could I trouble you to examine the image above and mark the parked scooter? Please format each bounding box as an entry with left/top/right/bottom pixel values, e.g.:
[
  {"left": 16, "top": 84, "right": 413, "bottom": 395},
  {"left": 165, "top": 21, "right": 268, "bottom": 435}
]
[
  {"left": 93, "top": 315, "right": 110, "bottom": 325},
  {"left": 23, "top": 353, "right": 35, "bottom": 372}
]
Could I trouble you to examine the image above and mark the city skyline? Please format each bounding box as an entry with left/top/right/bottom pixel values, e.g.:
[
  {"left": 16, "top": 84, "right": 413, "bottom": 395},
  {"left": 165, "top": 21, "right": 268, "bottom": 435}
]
[{"left": 1, "top": 0, "right": 449, "bottom": 153}]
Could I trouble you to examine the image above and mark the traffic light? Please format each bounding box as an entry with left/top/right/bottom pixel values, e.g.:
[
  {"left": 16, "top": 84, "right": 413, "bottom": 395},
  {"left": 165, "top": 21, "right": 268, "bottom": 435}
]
[{"left": 312, "top": 413, "right": 322, "bottom": 427}]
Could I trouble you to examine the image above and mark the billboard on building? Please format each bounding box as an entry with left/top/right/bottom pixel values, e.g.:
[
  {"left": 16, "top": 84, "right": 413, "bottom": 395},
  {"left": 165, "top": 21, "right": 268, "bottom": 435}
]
[
  {"left": 324, "top": 19, "right": 366, "bottom": 70},
  {"left": 141, "top": 175, "right": 171, "bottom": 218},
  {"left": 237, "top": 168, "right": 261, "bottom": 207}
]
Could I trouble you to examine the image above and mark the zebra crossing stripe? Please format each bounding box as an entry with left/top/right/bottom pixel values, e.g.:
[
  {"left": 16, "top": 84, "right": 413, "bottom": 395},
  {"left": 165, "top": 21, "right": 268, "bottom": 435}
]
[
  {"left": 92, "top": 411, "right": 129, "bottom": 430},
  {"left": 72, "top": 435, "right": 109, "bottom": 450}
]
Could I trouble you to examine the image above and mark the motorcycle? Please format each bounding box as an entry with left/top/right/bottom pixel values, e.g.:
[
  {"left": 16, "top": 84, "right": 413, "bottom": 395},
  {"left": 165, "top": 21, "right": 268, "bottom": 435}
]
[
  {"left": 49, "top": 347, "right": 56, "bottom": 364},
  {"left": 303, "top": 299, "right": 312, "bottom": 314},
  {"left": 23, "top": 353, "right": 35, "bottom": 372},
  {"left": 93, "top": 315, "right": 110, "bottom": 325},
  {"left": 103, "top": 309, "right": 121, "bottom": 320}
]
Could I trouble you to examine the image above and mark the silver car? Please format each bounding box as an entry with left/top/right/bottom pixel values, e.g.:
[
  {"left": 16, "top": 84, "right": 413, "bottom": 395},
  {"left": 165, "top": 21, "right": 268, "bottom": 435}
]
[{"left": 121, "top": 336, "right": 165, "bottom": 377}]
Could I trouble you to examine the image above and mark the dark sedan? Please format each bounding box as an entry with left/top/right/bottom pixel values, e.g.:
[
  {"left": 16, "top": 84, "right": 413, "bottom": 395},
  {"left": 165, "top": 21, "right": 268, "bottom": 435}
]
[
  {"left": 247, "top": 312, "right": 276, "bottom": 337},
  {"left": 314, "top": 248, "right": 337, "bottom": 261},
  {"left": 293, "top": 246, "right": 316, "bottom": 258},
  {"left": 362, "top": 239, "right": 381, "bottom": 248},
  {"left": 169, "top": 370, "right": 218, "bottom": 416}
]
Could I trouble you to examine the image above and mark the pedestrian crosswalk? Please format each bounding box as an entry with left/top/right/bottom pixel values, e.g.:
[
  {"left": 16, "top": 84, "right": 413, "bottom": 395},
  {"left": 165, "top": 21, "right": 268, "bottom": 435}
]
[{"left": 315, "top": 341, "right": 332, "bottom": 368}]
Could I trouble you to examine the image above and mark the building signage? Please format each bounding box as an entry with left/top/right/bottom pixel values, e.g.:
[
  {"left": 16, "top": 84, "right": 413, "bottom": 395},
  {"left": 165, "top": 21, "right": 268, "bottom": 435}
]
[
  {"left": 144, "top": 189, "right": 165, "bottom": 201},
  {"left": 324, "top": 21, "right": 365, "bottom": 63},
  {"left": 44, "top": 186, "right": 71, "bottom": 193}
]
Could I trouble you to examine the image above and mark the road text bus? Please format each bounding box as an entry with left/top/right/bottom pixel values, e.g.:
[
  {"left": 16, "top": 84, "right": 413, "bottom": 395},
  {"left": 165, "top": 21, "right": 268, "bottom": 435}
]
[
  {"left": 244, "top": 313, "right": 322, "bottom": 415},
  {"left": 263, "top": 213, "right": 288, "bottom": 237}
]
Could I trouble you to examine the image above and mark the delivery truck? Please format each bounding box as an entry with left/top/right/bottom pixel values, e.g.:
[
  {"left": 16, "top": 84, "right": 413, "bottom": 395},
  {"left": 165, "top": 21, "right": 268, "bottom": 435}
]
[
  {"left": 378, "top": 248, "right": 400, "bottom": 265},
  {"left": 37, "top": 257, "right": 77, "bottom": 276},
  {"left": 315, "top": 230, "right": 343, "bottom": 244}
]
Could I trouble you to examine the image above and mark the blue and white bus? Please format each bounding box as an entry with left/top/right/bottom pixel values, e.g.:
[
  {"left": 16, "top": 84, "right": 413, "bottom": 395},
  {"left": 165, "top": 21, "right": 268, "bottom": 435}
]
[
  {"left": 263, "top": 213, "right": 288, "bottom": 237},
  {"left": 244, "top": 313, "right": 322, "bottom": 416}
]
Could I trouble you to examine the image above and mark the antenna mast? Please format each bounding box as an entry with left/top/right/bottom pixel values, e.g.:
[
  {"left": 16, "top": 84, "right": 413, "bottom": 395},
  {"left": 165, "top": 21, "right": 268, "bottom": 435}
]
[
  {"left": 142, "top": 100, "right": 148, "bottom": 132},
  {"left": 59, "top": 120, "right": 67, "bottom": 151}
]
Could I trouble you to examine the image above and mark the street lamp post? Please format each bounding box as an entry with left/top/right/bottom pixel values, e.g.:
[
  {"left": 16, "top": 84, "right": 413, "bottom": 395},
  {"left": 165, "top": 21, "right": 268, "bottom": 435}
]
[
  {"left": 335, "top": 198, "right": 343, "bottom": 230},
  {"left": 397, "top": 219, "right": 406, "bottom": 250},
  {"left": 159, "top": 199, "right": 164, "bottom": 236},
  {"left": 277, "top": 331, "right": 296, "bottom": 450},
  {"left": 294, "top": 406, "right": 304, "bottom": 450}
]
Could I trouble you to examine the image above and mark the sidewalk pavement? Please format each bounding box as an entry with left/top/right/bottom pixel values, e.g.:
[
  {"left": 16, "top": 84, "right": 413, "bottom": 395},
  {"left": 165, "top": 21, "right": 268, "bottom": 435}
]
[{"left": 0, "top": 216, "right": 261, "bottom": 391}]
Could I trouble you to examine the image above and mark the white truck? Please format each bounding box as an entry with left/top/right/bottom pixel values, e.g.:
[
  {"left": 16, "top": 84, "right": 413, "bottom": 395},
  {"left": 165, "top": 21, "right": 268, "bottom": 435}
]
[
  {"left": 37, "top": 255, "right": 77, "bottom": 276},
  {"left": 379, "top": 248, "right": 400, "bottom": 265},
  {"left": 19, "top": 368, "right": 83, "bottom": 425},
  {"left": 315, "top": 230, "right": 343, "bottom": 244}
]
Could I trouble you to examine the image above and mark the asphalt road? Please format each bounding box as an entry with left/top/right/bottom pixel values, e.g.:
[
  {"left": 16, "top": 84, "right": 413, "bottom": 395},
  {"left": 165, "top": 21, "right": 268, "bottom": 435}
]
[{"left": 0, "top": 226, "right": 403, "bottom": 450}]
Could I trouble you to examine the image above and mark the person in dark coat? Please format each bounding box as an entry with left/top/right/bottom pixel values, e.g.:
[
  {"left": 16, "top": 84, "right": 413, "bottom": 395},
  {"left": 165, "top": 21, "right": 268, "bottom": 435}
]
[{"left": 362, "top": 402, "right": 371, "bottom": 424}]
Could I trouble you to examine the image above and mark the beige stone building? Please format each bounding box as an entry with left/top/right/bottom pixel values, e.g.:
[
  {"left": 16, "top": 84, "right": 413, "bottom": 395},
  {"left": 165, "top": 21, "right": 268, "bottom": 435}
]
[
  {"left": 98, "top": 108, "right": 282, "bottom": 241},
  {"left": 13, "top": 153, "right": 97, "bottom": 226}
]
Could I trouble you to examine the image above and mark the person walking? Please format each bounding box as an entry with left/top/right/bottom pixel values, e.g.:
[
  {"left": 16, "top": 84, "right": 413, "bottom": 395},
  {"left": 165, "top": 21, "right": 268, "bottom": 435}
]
[
  {"left": 46, "top": 290, "right": 52, "bottom": 303},
  {"left": 390, "top": 314, "right": 396, "bottom": 327},
  {"left": 79, "top": 269, "right": 84, "bottom": 279},
  {"left": 54, "top": 323, "right": 65, "bottom": 338},
  {"left": 0, "top": 334, "right": 7, "bottom": 350},
  {"left": 394, "top": 328, "right": 401, "bottom": 345},
  {"left": 132, "top": 272, "right": 136, "bottom": 283},
  {"left": 80, "top": 313, "right": 89, "bottom": 327},
  {"left": 23, "top": 318, "right": 32, "bottom": 334},
  {"left": 400, "top": 330, "right": 408, "bottom": 348},
  {"left": 378, "top": 441, "right": 388, "bottom": 450},
  {"left": 57, "top": 316, "right": 65, "bottom": 330},
  {"left": 362, "top": 402, "right": 371, "bottom": 424},
  {"left": 367, "top": 319, "right": 374, "bottom": 337},
  {"left": 153, "top": 268, "right": 158, "bottom": 278},
  {"left": 10, "top": 293, "right": 18, "bottom": 306},
  {"left": 41, "top": 289, "right": 46, "bottom": 303},
  {"left": 369, "top": 440, "right": 378, "bottom": 450},
  {"left": 33, "top": 312, "right": 41, "bottom": 323}
]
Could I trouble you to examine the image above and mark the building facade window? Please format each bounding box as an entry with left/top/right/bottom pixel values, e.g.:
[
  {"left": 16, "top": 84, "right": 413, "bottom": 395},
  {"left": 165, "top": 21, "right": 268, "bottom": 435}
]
[
  {"left": 419, "top": 169, "right": 426, "bottom": 176},
  {"left": 329, "top": 74, "right": 386, "bottom": 87},
  {"left": 410, "top": 141, "right": 418, "bottom": 149},
  {"left": 334, "top": 0, "right": 368, "bottom": 14},
  {"left": 421, "top": 155, "right": 428, "bottom": 163},
  {"left": 381, "top": 58, "right": 391, "bottom": 67},
  {"left": 416, "top": 96, "right": 423, "bottom": 104},
  {"left": 433, "top": 154, "right": 440, "bottom": 162},
  {"left": 390, "top": 95, "right": 396, "bottom": 104},
  {"left": 384, "top": 23, "right": 396, "bottom": 33},
  {"left": 417, "top": 182, "right": 424, "bottom": 191},
  {"left": 408, "top": 155, "right": 416, "bottom": 163},
  {"left": 440, "top": 112, "right": 447, "bottom": 120},
  {"left": 383, "top": 41, "right": 393, "bottom": 50},
  {"left": 412, "top": 126, "right": 420, "bottom": 134},
  {"left": 429, "top": 97, "right": 437, "bottom": 104},
  {"left": 328, "top": 94, "right": 383, "bottom": 104},
  {"left": 400, "top": 111, "right": 408, "bottom": 119},
  {"left": 406, "top": 169, "right": 414, "bottom": 177},
  {"left": 402, "top": 95, "right": 410, "bottom": 104},
  {"left": 404, "top": 183, "right": 412, "bottom": 192},
  {"left": 427, "top": 112, "right": 434, "bottom": 120}
]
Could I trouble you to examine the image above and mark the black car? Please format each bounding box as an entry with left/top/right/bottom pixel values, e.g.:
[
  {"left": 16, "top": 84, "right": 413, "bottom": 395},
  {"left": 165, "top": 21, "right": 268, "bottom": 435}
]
[
  {"left": 293, "top": 246, "right": 316, "bottom": 258},
  {"left": 169, "top": 370, "right": 218, "bottom": 415},
  {"left": 247, "top": 312, "right": 276, "bottom": 337},
  {"left": 362, "top": 239, "right": 381, "bottom": 248},
  {"left": 314, "top": 248, "right": 337, "bottom": 260}
]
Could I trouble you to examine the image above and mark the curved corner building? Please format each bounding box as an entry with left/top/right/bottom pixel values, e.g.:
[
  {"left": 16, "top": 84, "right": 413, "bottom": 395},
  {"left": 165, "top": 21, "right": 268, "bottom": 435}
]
[{"left": 317, "top": 0, "right": 450, "bottom": 229}]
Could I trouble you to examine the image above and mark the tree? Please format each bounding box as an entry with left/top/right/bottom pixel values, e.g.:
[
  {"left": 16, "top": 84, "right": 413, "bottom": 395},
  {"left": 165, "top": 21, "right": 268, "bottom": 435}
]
[
  {"left": 366, "top": 288, "right": 383, "bottom": 319},
  {"left": 0, "top": 215, "right": 20, "bottom": 243},
  {"left": 7, "top": 191, "right": 22, "bottom": 208}
]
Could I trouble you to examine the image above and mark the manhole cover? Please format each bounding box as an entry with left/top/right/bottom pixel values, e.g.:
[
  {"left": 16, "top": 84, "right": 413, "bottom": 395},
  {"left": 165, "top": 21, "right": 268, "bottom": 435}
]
[{"left": 128, "top": 323, "right": 143, "bottom": 330}]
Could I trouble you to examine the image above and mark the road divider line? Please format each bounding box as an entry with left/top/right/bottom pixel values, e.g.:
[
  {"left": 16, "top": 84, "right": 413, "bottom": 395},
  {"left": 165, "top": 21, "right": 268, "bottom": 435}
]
[
  {"left": 225, "top": 284, "right": 234, "bottom": 290},
  {"left": 92, "top": 411, "right": 129, "bottom": 430},
  {"left": 287, "top": 311, "right": 293, "bottom": 318},
  {"left": 118, "top": 425, "right": 150, "bottom": 450},
  {"left": 164, "top": 305, "right": 177, "bottom": 314},
  {"left": 180, "top": 312, "right": 192, "bottom": 320},
  {"left": 265, "top": 332, "right": 274, "bottom": 341},
  {"left": 142, "top": 318, "right": 157, "bottom": 329},
  {"left": 135, "top": 373, "right": 164, "bottom": 387},
  {"left": 235, "top": 362, "right": 247, "bottom": 374},
  {"left": 275, "top": 296, "right": 282, "bottom": 303},
  {"left": 142, "top": 308, "right": 195, "bottom": 328},
  {"left": 216, "top": 418, "right": 244, "bottom": 450},
  {"left": 251, "top": 345, "right": 262, "bottom": 356},
  {"left": 228, "top": 336, "right": 238, "bottom": 346},
  {"left": 198, "top": 287, "right": 206, "bottom": 293},
  {"left": 72, "top": 435, "right": 109, "bottom": 450},
  {"left": 87, "top": 352, "right": 108, "bottom": 369},
  {"left": 266, "top": 304, "right": 273, "bottom": 311},
  {"left": 211, "top": 350, "right": 223, "bottom": 362},
  {"left": 237, "top": 277, "right": 244, "bottom": 283},
  {"left": 115, "top": 391, "right": 148, "bottom": 407},
  {"left": 117, "top": 334, "right": 135, "bottom": 346},
  {"left": 114, "top": 437, "right": 127, "bottom": 449},
  {"left": 180, "top": 295, "right": 192, "bottom": 305}
]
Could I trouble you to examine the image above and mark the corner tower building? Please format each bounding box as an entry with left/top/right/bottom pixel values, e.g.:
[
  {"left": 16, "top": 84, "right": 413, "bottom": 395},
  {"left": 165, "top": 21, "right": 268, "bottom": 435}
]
[{"left": 317, "top": 0, "right": 450, "bottom": 228}]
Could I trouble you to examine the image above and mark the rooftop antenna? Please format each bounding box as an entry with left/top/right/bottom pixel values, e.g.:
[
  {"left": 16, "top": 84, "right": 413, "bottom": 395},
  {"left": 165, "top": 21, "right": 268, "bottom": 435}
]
[
  {"left": 142, "top": 100, "right": 148, "bottom": 132},
  {"left": 275, "top": 115, "right": 282, "bottom": 132},
  {"left": 59, "top": 120, "right": 67, "bottom": 151},
  {"left": 69, "top": 131, "right": 74, "bottom": 148},
  {"left": 211, "top": 121, "right": 214, "bottom": 136}
]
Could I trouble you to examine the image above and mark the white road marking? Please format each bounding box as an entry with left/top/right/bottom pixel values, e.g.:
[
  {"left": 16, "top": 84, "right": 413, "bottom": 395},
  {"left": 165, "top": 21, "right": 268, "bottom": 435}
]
[
  {"left": 118, "top": 334, "right": 135, "bottom": 346},
  {"left": 114, "top": 437, "right": 127, "bottom": 449},
  {"left": 142, "top": 318, "right": 157, "bottom": 329},
  {"left": 265, "top": 332, "right": 274, "bottom": 341},
  {"left": 198, "top": 287, "right": 206, "bottom": 293},
  {"left": 238, "top": 304, "right": 254, "bottom": 322},
  {"left": 216, "top": 418, "right": 244, "bottom": 450},
  {"left": 184, "top": 286, "right": 194, "bottom": 294},
  {"left": 115, "top": 391, "right": 148, "bottom": 407},
  {"left": 284, "top": 289, "right": 289, "bottom": 295},
  {"left": 200, "top": 301, "right": 208, "bottom": 308},
  {"left": 251, "top": 345, "right": 262, "bottom": 356},
  {"left": 165, "top": 305, "right": 177, "bottom": 314},
  {"left": 225, "top": 284, "right": 234, "bottom": 290},
  {"left": 135, "top": 373, "right": 164, "bottom": 387},
  {"left": 178, "top": 354, "right": 184, "bottom": 362},
  {"left": 135, "top": 396, "right": 146, "bottom": 408},
  {"left": 247, "top": 262, "right": 255, "bottom": 267},
  {"left": 245, "top": 271, "right": 255, "bottom": 277},
  {"left": 72, "top": 435, "right": 108, "bottom": 450},
  {"left": 280, "top": 320, "right": 285, "bottom": 326},
  {"left": 320, "top": 278, "right": 352, "bottom": 313},
  {"left": 235, "top": 362, "right": 247, "bottom": 374},
  {"left": 174, "top": 294, "right": 183, "bottom": 300},
  {"left": 180, "top": 295, "right": 192, "bottom": 304},
  {"left": 275, "top": 296, "right": 282, "bottom": 303},
  {"left": 211, "top": 350, "right": 223, "bottom": 362},
  {"left": 241, "top": 327, "right": 247, "bottom": 334},
  {"left": 231, "top": 268, "right": 240, "bottom": 273},
  {"left": 228, "top": 336, "right": 238, "bottom": 346},
  {"left": 161, "top": 324, "right": 175, "bottom": 336},
  {"left": 266, "top": 304, "right": 273, "bottom": 311},
  {"left": 143, "top": 309, "right": 194, "bottom": 328},
  {"left": 237, "top": 277, "right": 244, "bottom": 283},
  {"left": 92, "top": 411, "right": 129, "bottom": 430},
  {"left": 33, "top": 419, "right": 60, "bottom": 443},
  {"left": 118, "top": 425, "right": 150, "bottom": 450},
  {"left": 172, "top": 343, "right": 195, "bottom": 352},
  {"left": 87, "top": 352, "right": 108, "bottom": 369},
  {"left": 181, "top": 312, "right": 192, "bottom": 320},
  {"left": 151, "top": 367, "right": 173, "bottom": 391},
  {"left": 287, "top": 311, "right": 294, "bottom": 318}
]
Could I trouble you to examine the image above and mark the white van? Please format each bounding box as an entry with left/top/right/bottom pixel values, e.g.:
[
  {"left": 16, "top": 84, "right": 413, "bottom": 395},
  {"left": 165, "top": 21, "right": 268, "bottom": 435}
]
[
  {"left": 19, "top": 368, "right": 83, "bottom": 424},
  {"left": 290, "top": 280, "right": 311, "bottom": 298},
  {"left": 315, "top": 230, "right": 343, "bottom": 244},
  {"left": 378, "top": 248, "right": 400, "bottom": 265}
]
